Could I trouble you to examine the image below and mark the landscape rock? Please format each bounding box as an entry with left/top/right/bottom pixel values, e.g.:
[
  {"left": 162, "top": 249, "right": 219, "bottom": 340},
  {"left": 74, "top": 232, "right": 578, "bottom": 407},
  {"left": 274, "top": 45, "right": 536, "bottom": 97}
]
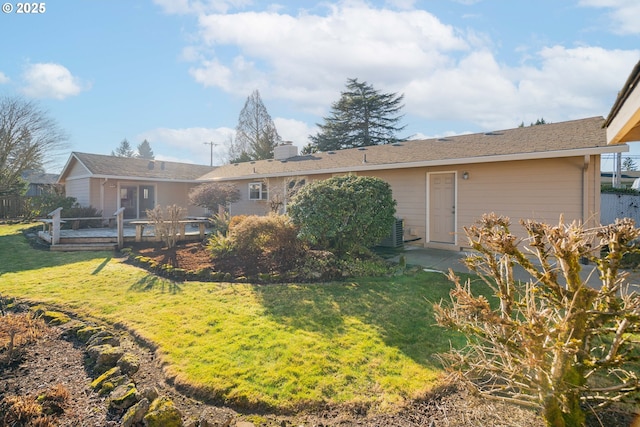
[
  {"left": 141, "top": 386, "right": 159, "bottom": 402},
  {"left": 121, "top": 397, "right": 150, "bottom": 427},
  {"left": 90, "top": 366, "right": 122, "bottom": 391},
  {"left": 87, "top": 344, "right": 125, "bottom": 373},
  {"left": 86, "top": 330, "right": 121, "bottom": 347},
  {"left": 143, "top": 396, "right": 183, "bottom": 427},
  {"left": 76, "top": 325, "right": 107, "bottom": 343},
  {"left": 108, "top": 383, "right": 139, "bottom": 411},
  {"left": 117, "top": 352, "right": 141, "bottom": 375}
]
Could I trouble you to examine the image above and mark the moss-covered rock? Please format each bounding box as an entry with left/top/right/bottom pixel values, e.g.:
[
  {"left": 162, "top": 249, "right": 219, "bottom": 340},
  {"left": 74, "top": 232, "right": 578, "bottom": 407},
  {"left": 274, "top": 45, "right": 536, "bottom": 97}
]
[
  {"left": 86, "top": 330, "right": 120, "bottom": 347},
  {"left": 117, "top": 352, "right": 141, "bottom": 375},
  {"left": 90, "top": 366, "right": 121, "bottom": 390},
  {"left": 77, "top": 325, "right": 107, "bottom": 343},
  {"left": 108, "top": 383, "right": 139, "bottom": 411},
  {"left": 87, "top": 344, "right": 125, "bottom": 373},
  {"left": 143, "top": 396, "right": 183, "bottom": 427},
  {"left": 40, "top": 310, "right": 71, "bottom": 325},
  {"left": 121, "top": 397, "right": 150, "bottom": 427}
]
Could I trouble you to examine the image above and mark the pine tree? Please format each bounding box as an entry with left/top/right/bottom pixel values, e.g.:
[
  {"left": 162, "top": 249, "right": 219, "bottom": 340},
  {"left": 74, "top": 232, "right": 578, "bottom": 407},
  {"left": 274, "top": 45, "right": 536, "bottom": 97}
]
[
  {"left": 310, "top": 78, "right": 406, "bottom": 151},
  {"left": 232, "top": 90, "right": 282, "bottom": 162},
  {"left": 112, "top": 139, "right": 135, "bottom": 157},
  {"left": 623, "top": 156, "right": 637, "bottom": 171},
  {"left": 137, "top": 139, "right": 155, "bottom": 159}
]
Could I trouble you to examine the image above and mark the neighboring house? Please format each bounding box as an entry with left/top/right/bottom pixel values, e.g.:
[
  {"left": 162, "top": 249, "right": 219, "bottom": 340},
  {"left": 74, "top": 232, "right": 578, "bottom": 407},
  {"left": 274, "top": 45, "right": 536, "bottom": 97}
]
[
  {"left": 21, "top": 170, "right": 60, "bottom": 196},
  {"left": 198, "top": 117, "right": 626, "bottom": 250},
  {"left": 57, "top": 152, "right": 216, "bottom": 219}
]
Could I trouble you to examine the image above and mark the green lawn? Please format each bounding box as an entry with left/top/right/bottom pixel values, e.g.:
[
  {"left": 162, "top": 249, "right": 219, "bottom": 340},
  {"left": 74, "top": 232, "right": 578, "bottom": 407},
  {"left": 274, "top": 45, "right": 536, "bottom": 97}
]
[{"left": 0, "top": 224, "right": 476, "bottom": 411}]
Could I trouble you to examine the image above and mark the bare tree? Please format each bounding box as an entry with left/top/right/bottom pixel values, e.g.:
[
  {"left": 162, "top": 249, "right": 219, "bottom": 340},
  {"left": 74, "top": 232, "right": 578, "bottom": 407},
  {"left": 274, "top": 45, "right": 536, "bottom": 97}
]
[
  {"left": 0, "top": 96, "right": 68, "bottom": 195},
  {"left": 232, "top": 90, "right": 282, "bottom": 162}
]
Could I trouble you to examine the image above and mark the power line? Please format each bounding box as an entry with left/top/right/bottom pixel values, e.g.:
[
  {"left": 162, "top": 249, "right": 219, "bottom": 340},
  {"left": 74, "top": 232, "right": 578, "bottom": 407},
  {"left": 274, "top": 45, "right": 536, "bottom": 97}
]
[{"left": 203, "top": 141, "right": 218, "bottom": 166}]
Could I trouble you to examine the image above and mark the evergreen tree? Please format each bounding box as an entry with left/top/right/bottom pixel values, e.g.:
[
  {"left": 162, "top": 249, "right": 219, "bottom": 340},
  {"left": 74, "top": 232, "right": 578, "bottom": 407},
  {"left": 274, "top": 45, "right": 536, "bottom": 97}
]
[
  {"left": 137, "top": 139, "right": 155, "bottom": 159},
  {"left": 232, "top": 90, "right": 282, "bottom": 162},
  {"left": 310, "top": 78, "right": 406, "bottom": 151},
  {"left": 623, "top": 157, "right": 637, "bottom": 171},
  {"left": 111, "top": 139, "right": 135, "bottom": 157}
]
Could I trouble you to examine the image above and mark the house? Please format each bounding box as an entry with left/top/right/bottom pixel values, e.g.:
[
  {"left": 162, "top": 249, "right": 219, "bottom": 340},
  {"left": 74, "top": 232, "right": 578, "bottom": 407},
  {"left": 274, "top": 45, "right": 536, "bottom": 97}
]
[
  {"left": 57, "top": 152, "right": 215, "bottom": 219},
  {"left": 21, "top": 170, "right": 60, "bottom": 196},
  {"left": 198, "top": 117, "right": 626, "bottom": 250},
  {"left": 604, "top": 59, "right": 640, "bottom": 145}
]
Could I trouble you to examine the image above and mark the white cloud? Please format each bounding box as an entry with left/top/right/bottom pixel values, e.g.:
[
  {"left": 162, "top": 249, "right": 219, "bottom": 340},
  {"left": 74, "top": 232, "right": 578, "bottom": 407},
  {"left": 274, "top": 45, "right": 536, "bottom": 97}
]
[
  {"left": 274, "top": 117, "right": 316, "bottom": 148},
  {"left": 579, "top": 0, "right": 640, "bottom": 34},
  {"left": 0, "top": 72, "right": 9, "bottom": 84},
  {"left": 404, "top": 46, "right": 639, "bottom": 130},
  {"left": 189, "top": 3, "right": 468, "bottom": 106},
  {"left": 137, "top": 126, "right": 235, "bottom": 166},
  {"left": 21, "top": 63, "right": 87, "bottom": 100},
  {"left": 169, "top": 1, "right": 639, "bottom": 133}
]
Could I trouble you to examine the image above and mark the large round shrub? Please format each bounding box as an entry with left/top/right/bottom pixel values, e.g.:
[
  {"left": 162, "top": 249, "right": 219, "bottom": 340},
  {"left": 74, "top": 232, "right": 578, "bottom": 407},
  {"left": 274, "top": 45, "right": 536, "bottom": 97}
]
[{"left": 287, "top": 175, "right": 396, "bottom": 254}]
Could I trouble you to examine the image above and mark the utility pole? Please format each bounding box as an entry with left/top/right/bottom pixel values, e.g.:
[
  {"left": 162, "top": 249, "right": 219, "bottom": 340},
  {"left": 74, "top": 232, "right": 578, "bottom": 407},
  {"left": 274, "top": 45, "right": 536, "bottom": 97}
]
[{"left": 203, "top": 141, "right": 218, "bottom": 166}]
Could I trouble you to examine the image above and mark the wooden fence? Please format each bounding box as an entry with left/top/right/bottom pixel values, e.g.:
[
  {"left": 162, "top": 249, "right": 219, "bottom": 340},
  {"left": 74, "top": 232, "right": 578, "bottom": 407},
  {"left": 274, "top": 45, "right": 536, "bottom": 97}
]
[{"left": 0, "top": 196, "right": 29, "bottom": 220}]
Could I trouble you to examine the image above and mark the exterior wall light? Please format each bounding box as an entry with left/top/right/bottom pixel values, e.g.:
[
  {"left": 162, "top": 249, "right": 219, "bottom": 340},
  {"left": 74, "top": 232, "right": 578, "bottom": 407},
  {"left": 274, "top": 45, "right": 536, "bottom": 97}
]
[{"left": 462, "top": 171, "right": 469, "bottom": 180}]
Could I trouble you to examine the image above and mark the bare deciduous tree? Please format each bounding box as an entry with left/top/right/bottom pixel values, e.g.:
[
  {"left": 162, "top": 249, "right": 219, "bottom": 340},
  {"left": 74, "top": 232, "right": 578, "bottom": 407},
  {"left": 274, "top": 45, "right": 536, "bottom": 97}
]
[
  {"left": 146, "top": 205, "right": 186, "bottom": 249},
  {"left": 232, "top": 90, "right": 281, "bottom": 162},
  {"left": 0, "top": 96, "right": 68, "bottom": 195},
  {"left": 435, "top": 214, "right": 640, "bottom": 427}
]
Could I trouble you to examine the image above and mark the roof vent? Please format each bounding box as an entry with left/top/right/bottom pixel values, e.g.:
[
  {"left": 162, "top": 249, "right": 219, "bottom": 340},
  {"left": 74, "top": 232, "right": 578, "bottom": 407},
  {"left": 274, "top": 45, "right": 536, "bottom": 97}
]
[
  {"left": 391, "top": 143, "right": 403, "bottom": 147},
  {"left": 484, "top": 132, "right": 503, "bottom": 136},
  {"left": 357, "top": 147, "right": 367, "bottom": 151},
  {"left": 327, "top": 151, "right": 336, "bottom": 154},
  {"left": 437, "top": 138, "right": 453, "bottom": 142}
]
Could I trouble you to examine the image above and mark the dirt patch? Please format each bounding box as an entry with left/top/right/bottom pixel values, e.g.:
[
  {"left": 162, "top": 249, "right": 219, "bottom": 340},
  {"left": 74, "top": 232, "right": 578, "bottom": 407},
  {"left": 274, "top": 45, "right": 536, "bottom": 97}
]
[{"left": 131, "top": 241, "right": 214, "bottom": 272}]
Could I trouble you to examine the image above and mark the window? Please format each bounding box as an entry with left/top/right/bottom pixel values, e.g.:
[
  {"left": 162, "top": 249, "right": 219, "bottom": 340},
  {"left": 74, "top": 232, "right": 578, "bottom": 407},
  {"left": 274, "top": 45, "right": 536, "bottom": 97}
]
[{"left": 248, "top": 182, "right": 268, "bottom": 200}]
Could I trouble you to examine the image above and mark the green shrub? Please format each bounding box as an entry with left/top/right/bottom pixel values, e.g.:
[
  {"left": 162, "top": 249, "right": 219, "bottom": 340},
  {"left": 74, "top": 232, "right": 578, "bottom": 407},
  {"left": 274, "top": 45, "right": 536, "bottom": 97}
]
[
  {"left": 287, "top": 175, "right": 396, "bottom": 254},
  {"left": 25, "top": 195, "right": 76, "bottom": 219},
  {"left": 208, "top": 214, "right": 306, "bottom": 276}
]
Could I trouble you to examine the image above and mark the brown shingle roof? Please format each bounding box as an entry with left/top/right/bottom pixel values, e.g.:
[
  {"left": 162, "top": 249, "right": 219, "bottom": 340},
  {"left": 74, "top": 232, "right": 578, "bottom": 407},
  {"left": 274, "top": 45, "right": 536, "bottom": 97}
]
[
  {"left": 200, "top": 116, "right": 622, "bottom": 181},
  {"left": 70, "top": 152, "right": 216, "bottom": 181}
]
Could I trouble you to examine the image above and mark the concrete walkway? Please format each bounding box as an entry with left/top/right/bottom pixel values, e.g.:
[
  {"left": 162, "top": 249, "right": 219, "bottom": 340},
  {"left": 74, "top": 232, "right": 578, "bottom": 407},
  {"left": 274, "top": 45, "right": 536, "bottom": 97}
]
[{"left": 389, "top": 245, "right": 639, "bottom": 291}]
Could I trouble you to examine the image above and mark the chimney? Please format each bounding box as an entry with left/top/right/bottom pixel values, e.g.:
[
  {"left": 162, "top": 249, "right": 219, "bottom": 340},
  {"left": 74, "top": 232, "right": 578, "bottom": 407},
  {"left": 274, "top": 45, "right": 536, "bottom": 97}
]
[{"left": 273, "top": 141, "right": 298, "bottom": 160}]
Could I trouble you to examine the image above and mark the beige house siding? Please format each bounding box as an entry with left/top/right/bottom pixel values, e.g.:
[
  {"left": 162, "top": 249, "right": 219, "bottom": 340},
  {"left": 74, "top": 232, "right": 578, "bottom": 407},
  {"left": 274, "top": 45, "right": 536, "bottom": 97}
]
[
  {"left": 65, "top": 177, "right": 91, "bottom": 207},
  {"left": 365, "top": 169, "right": 427, "bottom": 242},
  {"left": 155, "top": 182, "right": 207, "bottom": 217},
  {"left": 223, "top": 154, "right": 602, "bottom": 250}
]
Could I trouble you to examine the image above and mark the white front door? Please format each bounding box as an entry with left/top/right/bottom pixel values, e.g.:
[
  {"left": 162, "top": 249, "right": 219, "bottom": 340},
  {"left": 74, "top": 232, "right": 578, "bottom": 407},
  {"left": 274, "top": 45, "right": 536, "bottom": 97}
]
[{"left": 429, "top": 172, "right": 456, "bottom": 244}]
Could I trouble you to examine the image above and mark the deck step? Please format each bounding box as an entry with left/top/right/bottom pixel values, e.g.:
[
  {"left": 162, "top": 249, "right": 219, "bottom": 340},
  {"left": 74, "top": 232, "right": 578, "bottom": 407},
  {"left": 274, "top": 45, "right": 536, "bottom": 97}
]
[{"left": 50, "top": 243, "right": 118, "bottom": 252}]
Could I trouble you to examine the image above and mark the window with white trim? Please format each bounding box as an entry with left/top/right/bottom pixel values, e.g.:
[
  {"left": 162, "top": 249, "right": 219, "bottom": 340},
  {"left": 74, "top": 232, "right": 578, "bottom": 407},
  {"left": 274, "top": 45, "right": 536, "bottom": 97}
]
[{"left": 248, "top": 182, "right": 268, "bottom": 200}]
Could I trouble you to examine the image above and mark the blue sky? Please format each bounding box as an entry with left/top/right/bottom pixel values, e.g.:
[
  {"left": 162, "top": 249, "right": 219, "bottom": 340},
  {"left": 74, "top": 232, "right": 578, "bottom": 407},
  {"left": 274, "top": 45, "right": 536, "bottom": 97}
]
[{"left": 1, "top": 0, "right": 638, "bottom": 172}]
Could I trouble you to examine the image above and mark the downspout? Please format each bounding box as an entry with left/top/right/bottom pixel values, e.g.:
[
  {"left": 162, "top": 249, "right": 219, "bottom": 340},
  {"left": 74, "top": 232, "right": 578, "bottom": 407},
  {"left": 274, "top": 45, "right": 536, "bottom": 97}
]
[
  {"left": 101, "top": 178, "right": 107, "bottom": 215},
  {"left": 582, "top": 155, "right": 590, "bottom": 226}
]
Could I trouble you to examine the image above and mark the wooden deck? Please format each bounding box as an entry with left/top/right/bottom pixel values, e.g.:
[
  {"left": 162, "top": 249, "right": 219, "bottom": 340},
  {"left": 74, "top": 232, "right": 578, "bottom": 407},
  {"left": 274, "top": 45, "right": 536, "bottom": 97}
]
[{"left": 38, "top": 224, "right": 209, "bottom": 251}]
